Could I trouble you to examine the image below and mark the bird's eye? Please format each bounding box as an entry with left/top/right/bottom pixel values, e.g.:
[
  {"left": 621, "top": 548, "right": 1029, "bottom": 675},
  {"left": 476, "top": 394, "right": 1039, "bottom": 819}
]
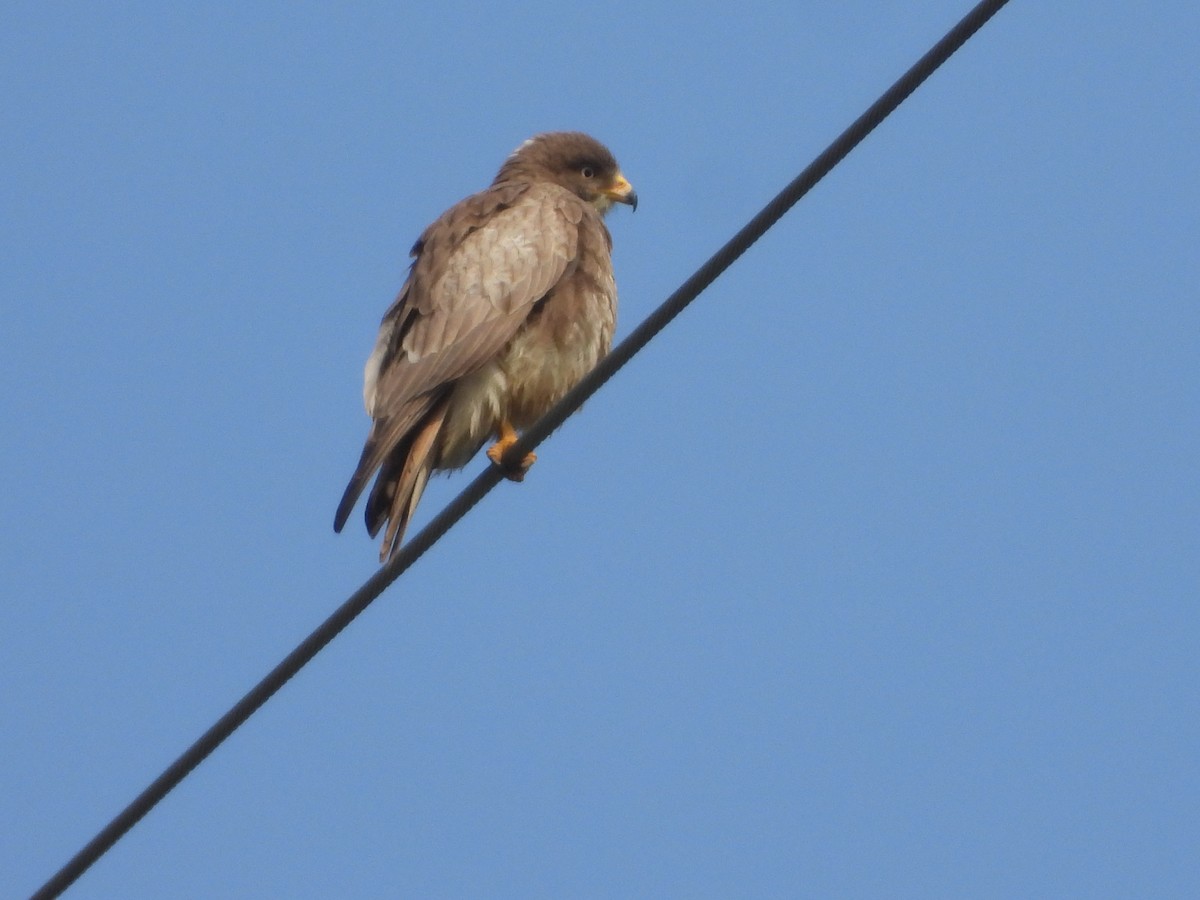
[{"left": 581, "top": 166, "right": 595, "bottom": 179}]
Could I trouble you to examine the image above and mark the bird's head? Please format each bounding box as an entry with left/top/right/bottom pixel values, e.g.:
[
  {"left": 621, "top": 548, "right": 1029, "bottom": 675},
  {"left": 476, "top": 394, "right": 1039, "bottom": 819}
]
[{"left": 495, "top": 131, "right": 637, "bottom": 214}]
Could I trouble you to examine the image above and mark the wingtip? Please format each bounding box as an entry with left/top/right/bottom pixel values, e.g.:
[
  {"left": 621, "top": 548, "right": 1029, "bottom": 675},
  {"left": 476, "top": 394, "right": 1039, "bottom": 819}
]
[
  {"left": 333, "top": 475, "right": 367, "bottom": 534},
  {"left": 333, "top": 497, "right": 353, "bottom": 533},
  {"left": 334, "top": 432, "right": 385, "bottom": 536}
]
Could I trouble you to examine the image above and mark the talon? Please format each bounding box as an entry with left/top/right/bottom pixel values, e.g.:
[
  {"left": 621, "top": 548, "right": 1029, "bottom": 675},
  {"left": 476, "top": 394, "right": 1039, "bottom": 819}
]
[
  {"left": 487, "top": 446, "right": 536, "bottom": 481},
  {"left": 487, "top": 421, "right": 536, "bottom": 482}
]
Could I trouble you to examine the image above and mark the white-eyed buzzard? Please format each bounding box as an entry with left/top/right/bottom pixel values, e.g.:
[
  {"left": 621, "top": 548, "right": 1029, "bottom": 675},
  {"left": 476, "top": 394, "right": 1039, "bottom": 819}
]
[{"left": 334, "top": 132, "right": 636, "bottom": 560}]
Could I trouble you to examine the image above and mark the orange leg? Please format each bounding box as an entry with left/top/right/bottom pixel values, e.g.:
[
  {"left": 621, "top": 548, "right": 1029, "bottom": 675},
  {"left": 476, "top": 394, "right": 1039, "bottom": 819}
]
[{"left": 486, "top": 420, "right": 537, "bottom": 482}]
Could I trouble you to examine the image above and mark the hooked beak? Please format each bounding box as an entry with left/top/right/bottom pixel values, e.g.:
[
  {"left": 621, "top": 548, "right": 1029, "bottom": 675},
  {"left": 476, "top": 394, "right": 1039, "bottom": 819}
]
[{"left": 605, "top": 172, "right": 638, "bottom": 211}]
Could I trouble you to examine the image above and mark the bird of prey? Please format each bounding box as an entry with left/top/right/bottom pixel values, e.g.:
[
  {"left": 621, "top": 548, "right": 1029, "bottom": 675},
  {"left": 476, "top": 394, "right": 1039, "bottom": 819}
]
[{"left": 334, "top": 131, "right": 636, "bottom": 561}]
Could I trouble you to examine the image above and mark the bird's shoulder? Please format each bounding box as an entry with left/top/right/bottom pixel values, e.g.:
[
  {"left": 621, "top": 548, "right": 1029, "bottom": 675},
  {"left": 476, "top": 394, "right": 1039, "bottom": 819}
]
[{"left": 412, "top": 180, "right": 586, "bottom": 260}]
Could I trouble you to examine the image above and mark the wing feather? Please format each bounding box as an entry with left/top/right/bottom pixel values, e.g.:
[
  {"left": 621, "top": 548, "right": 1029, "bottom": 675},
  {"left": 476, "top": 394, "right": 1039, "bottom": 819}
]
[{"left": 378, "top": 189, "right": 578, "bottom": 406}]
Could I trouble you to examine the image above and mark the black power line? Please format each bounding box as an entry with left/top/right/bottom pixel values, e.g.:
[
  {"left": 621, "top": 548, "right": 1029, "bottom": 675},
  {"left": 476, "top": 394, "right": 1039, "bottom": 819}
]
[{"left": 32, "top": 1, "right": 1012, "bottom": 895}]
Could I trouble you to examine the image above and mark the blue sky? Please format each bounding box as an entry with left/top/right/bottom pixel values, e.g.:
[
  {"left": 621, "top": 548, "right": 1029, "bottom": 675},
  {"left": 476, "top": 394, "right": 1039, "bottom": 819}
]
[{"left": 3, "top": 2, "right": 1198, "bottom": 896}]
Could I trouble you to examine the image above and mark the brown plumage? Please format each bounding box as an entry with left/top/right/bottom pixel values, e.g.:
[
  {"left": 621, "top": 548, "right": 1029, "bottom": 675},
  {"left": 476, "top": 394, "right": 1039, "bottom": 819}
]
[{"left": 334, "top": 132, "right": 636, "bottom": 561}]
